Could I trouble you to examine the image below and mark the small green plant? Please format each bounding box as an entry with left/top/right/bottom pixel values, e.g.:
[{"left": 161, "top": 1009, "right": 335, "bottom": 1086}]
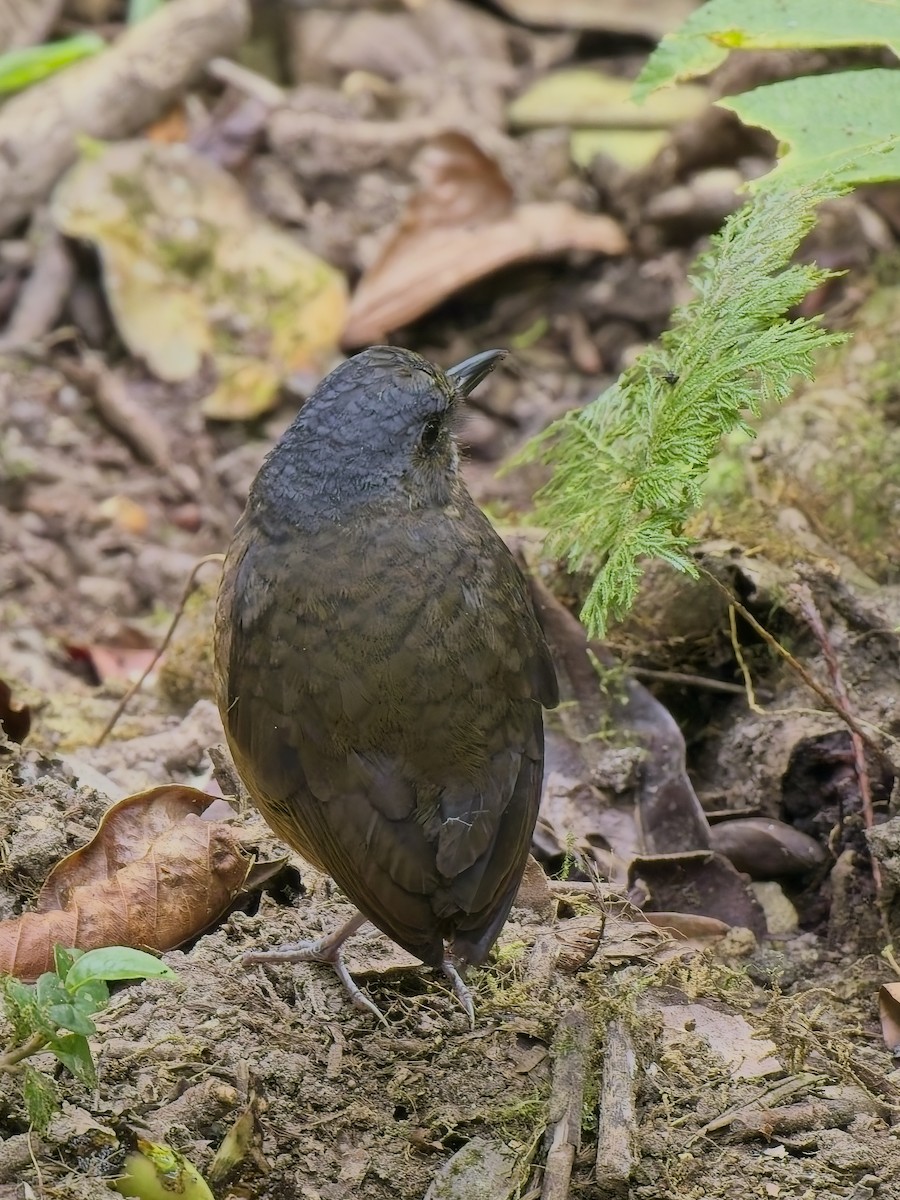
[
  {"left": 0, "top": 33, "right": 105, "bottom": 95},
  {"left": 1, "top": 945, "right": 176, "bottom": 1130},
  {"left": 522, "top": 0, "right": 900, "bottom": 637}
]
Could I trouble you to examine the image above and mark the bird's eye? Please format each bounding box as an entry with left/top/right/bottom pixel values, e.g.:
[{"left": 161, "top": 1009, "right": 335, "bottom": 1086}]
[{"left": 419, "top": 414, "right": 444, "bottom": 453}]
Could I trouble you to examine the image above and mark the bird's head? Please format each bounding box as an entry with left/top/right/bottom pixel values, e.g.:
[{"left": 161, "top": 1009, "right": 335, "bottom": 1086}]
[{"left": 254, "top": 346, "right": 506, "bottom": 520}]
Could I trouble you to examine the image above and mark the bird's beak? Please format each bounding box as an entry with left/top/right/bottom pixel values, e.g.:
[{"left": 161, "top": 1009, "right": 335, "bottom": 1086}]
[{"left": 447, "top": 349, "right": 507, "bottom": 397}]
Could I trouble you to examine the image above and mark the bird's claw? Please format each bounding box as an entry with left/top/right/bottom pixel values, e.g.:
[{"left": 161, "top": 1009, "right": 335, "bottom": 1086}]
[
  {"left": 243, "top": 929, "right": 387, "bottom": 1025},
  {"left": 441, "top": 960, "right": 475, "bottom": 1030}
]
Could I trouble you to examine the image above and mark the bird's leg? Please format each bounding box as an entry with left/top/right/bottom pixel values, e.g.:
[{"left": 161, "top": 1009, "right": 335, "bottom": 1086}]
[
  {"left": 441, "top": 959, "right": 475, "bottom": 1030},
  {"left": 243, "top": 912, "right": 387, "bottom": 1023}
]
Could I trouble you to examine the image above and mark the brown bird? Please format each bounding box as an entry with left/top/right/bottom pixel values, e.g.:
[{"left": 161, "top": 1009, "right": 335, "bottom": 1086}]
[{"left": 214, "top": 346, "right": 557, "bottom": 1024}]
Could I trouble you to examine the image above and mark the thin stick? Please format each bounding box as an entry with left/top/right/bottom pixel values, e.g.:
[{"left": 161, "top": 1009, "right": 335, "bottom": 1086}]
[
  {"left": 595, "top": 1019, "right": 638, "bottom": 1194},
  {"left": 728, "top": 605, "right": 765, "bottom": 714},
  {"left": 94, "top": 554, "right": 224, "bottom": 747},
  {"left": 702, "top": 568, "right": 883, "bottom": 756},
  {"left": 541, "top": 1010, "right": 591, "bottom": 1200},
  {"left": 793, "top": 583, "right": 881, "bottom": 894},
  {"left": 630, "top": 666, "right": 750, "bottom": 696}
]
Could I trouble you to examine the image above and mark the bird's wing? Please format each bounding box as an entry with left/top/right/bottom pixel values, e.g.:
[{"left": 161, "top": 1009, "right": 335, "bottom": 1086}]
[{"left": 215, "top": 506, "right": 556, "bottom": 966}]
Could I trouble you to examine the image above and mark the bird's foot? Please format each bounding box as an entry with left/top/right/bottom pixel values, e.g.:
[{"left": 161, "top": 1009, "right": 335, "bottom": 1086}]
[
  {"left": 243, "top": 914, "right": 387, "bottom": 1024},
  {"left": 441, "top": 959, "right": 475, "bottom": 1030}
]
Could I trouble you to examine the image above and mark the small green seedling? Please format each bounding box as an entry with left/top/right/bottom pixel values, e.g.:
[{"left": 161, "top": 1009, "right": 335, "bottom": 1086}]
[
  {"left": 0, "top": 33, "right": 105, "bottom": 95},
  {"left": 1, "top": 945, "right": 176, "bottom": 1130}
]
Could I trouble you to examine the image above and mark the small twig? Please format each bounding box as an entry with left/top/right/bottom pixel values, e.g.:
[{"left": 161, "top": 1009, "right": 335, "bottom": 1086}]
[
  {"left": 703, "top": 569, "right": 884, "bottom": 756},
  {"left": 206, "top": 57, "right": 286, "bottom": 107},
  {"left": 95, "top": 554, "right": 224, "bottom": 747},
  {"left": 0, "top": 221, "right": 74, "bottom": 353},
  {"left": 793, "top": 582, "right": 881, "bottom": 893},
  {"left": 728, "top": 605, "right": 765, "bottom": 715},
  {"left": 53, "top": 350, "right": 180, "bottom": 478},
  {"left": 541, "top": 1009, "right": 591, "bottom": 1200},
  {"left": 630, "top": 666, "right": 751, "bottom": 697},
  {"left": 0, "top": 1032, "right": 47, "bottom": 1074},
  {"left": 690, "top": 1073, "right": 827, "bottom": 1141},
  {"left": 595, "top": 1019, "right": 638, "bottom": 1195}
]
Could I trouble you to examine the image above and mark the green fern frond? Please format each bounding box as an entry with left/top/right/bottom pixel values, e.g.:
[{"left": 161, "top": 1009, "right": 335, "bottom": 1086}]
[{"left": 521, "top": 179, "right": 849, "bottom": 635}]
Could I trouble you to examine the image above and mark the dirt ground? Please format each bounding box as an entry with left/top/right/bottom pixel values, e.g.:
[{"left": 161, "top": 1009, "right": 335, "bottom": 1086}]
[{"left": 2, "top": 2, "right": 900, "bottom": 1199}]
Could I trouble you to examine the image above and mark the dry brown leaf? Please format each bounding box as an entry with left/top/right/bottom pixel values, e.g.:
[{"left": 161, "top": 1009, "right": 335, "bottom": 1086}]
[
  {"left": 555, "top": 914, "right": 604, "bottom": 973},
  {"left": 879, "top": 982, "right": 900, "bottom": 1051},
  {"left": 641, "top": 911, "right": 730, "bottom": 941},
  {"left": 709, "top": 817, "right": 826, "bottom": 879},
  {"left": 657, "top": 1000, "right": 782, "bottom": 1080},
  {"left": 491, "top": 0, "right": 696, "bottom": 38},
  {"left": 508, "top": 70, "right": 708, "bottom": 131},
  {"left": 0, "top": 785, "right": 252, "bottom": 979},
  {"left": 344, "top": 132, "right": 627, "bottom": 345},
  {"left": 52, "top": 140, "right": 347, "bottom": 419}
]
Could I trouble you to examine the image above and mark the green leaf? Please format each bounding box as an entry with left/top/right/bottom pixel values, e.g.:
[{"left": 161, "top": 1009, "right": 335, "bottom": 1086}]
[
  {"left": 635, "top": 0, "right": 900, "bottom": 98},
  {"left": 45, "top": 1003, "right": 97, "bottom": 1037},
  {"left": 46, "top": 1032, "right": 96, "bottom": 1087},
  {"left": 65, "top": 947, "right": 176, "bottom": 992},
  {"left": 35, "top": 972, "right": 68, "bottom": 1010},
  {"left": 522, "top": 178, "right": 848, "bottom": 635},
  {"left": 53, "top": 946, "right": 83, "bottom": 978},
  {"left": 2, "top": 977, "right": 37, "bottom": 1041},
  {"left": 69, "top": 977, "right": 109, "bottom": 1016},
  {"left": 720, "top": 70, "right": 900, "bottom": 187},
  {"left": 0, "top": 33, "right": 105, "bottom": 96},
  {"left": 22, "top": 1066, "right": 58, "bottom": 1133}
]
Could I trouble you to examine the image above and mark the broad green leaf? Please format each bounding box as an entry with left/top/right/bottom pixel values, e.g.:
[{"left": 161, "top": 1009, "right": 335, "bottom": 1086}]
[
  {"left": 0, "top": 34, "right": 105, "bottom": 95},
  {"left": 721, "top": 70, "right": 900, "bottom": 187},
  {"left": 53, "top": 946, "right": 83, "bottom": 978},
  {"left": 65, "top": 947, "right": 176, "bottom": 991},
  {"left": 635, "top": 0, "right": 900, "bottom": 98},
  {"left": 46, "top": 1032, "right": 96, "bottom": 1087},
  {"left": 35, "top": 972, "right": 68, "bottom": 1010},
  {"left": 45, "top": 1003, "right": 97, "bottom": 1038},
  {"left": 70, "top": 978, "right": 109, "bottom": 1016}
]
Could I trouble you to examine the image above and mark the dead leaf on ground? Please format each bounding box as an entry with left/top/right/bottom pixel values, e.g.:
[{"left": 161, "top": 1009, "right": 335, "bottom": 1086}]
[
  {"left": 709, "top": 817, "right": 826, "bottom": 879},
  {"left": 344, "top": 131, "right": 627, "bottom": 345},
  {"left": 630, "top": 852, "right": 767, "bottom": 938},
  {"left": 879, "top": 983, "right": 900, "bottom": 1053},
  {"left": 641, "top": 911, "right": 731, "bottom": 942},
  {"left": 51, "top": 140, "right": 347, "bottom": 420},
  {"left": 65, "top": 643, "right": 158, "bottom": 686},
  {"left": 656, "top": 998, "right": 783, "bottom": 1080},
  {"left": 0, "top": 678, "right": 31, "bottom": 747},
  {"left": 509, "top": 70, "right": 708, "bottom": 131},
  {"left": 491, "top": 0, "right": 697, "bottom": 39},
  {"left": 0, "top": 785, "right": 253, "bottom": 979}
]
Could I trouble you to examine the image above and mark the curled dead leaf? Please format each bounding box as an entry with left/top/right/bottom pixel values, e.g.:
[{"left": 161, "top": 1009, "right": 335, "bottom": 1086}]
[
  {"left": 344, "top": 132, "right": 627, "bottom": 345},
  {"left": 555, "top": 914, "right": 605, "bottom": 973},
  {"left": 709, "top": 817, "right": 826, "bottom": 879},
  {"left": 641, "top": 912, "right": 731, "bottom": 941},
  {"left": 0, "top": 785, "right": 253, "bottom": 980}
]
